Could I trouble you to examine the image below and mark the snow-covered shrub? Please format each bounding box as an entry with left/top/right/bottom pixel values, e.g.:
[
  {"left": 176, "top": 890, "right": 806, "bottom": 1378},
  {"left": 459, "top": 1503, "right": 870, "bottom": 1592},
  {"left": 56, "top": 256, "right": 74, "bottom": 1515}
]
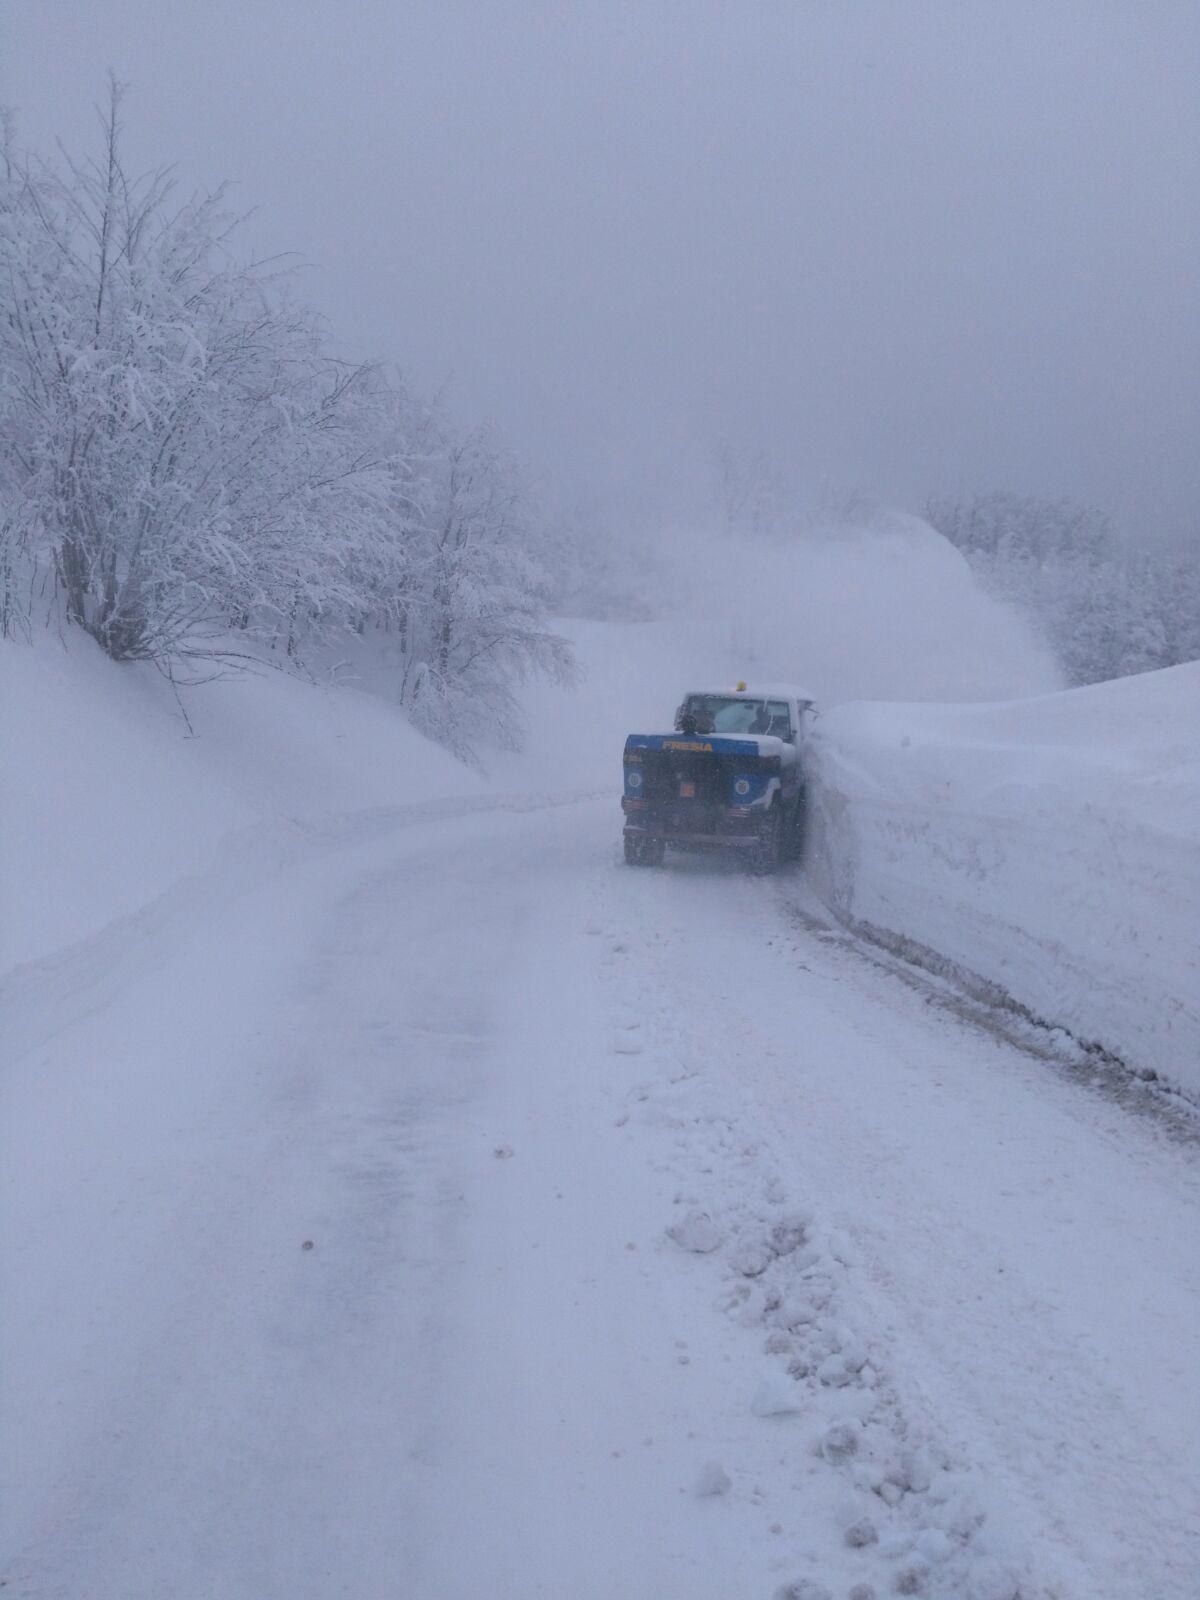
[{"left": 381, "top": 423, "right": 575, "bottom": 759}]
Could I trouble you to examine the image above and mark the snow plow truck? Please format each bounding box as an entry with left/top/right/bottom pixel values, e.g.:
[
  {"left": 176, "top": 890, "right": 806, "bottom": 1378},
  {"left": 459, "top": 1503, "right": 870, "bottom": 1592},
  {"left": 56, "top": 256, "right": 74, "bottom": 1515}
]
[{"left": 621, "top": 684, "right": 815, "bottom": 872}]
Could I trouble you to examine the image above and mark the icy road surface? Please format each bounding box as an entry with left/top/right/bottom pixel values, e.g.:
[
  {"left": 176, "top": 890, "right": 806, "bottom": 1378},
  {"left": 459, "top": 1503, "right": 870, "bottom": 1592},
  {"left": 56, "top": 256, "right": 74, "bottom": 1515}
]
[{"left": 3, "top": 798, "right": 1198, "bottom": 1600}]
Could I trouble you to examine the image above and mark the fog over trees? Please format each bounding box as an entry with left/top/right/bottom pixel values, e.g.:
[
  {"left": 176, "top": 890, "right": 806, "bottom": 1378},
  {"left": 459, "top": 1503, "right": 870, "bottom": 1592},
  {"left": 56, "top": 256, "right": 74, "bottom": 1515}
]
[
  {"left": 709, "top": 463, "right": 1200, "bottom": 696},
  {"left": 10, "top": 3, "right": 1196, "bottom": 543},
  {"left": 925, "top": 492, "right": 1200, "bottom": 687},
  {"left": 710, "top": 441, "right": 1199, "bottom": 688}
]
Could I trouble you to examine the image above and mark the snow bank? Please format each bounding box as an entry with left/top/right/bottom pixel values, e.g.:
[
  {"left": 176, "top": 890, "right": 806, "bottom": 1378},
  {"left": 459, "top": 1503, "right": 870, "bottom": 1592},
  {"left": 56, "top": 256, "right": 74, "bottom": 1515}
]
[
  {"left": 808, "top": 663, "right": 1200, "bottom": 1099},
  {"left": 0, "top": 634, "right": 482, "bottom": 973}
]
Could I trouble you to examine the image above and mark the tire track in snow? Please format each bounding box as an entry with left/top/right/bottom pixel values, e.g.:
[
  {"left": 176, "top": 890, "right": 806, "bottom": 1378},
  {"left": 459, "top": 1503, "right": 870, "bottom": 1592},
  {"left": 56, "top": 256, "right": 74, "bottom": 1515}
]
[{"left": 591, "top": 846, "right": 1200, "bottom": 1600}]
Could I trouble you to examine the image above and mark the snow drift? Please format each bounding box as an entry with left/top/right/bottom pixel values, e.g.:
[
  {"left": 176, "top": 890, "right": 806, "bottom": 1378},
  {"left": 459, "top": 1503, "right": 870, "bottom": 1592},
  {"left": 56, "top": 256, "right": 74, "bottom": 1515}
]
[
  {"left": 663, "top": 509, "right": 1062, "bottom": 706},
  {"left": 808, "top": 662, "right": 1200, "bottom": 1101},
  {"left": 0, "top": 635, "right": 483, "bottom": 974}
]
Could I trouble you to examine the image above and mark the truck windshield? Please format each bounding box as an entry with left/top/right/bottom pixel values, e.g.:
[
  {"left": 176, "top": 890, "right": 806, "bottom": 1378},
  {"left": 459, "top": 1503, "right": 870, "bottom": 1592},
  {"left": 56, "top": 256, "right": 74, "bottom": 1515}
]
[{"left": 682, "top": 696, "right": 791, "bottom": 737}]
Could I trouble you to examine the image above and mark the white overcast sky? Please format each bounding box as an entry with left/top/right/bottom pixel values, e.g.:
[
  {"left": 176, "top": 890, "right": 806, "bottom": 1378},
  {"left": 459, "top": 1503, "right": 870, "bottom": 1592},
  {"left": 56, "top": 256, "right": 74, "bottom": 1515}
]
[{"left": 3, "top": 1, "right": 1197, "bottom": 537}]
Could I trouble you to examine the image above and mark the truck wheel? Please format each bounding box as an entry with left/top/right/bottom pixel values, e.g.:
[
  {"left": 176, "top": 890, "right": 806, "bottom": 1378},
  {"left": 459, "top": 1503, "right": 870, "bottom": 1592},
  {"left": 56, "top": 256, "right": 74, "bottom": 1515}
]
[
  {"left": 751, "top": 810, "right": 784, "bottom": 874},
  {"left": 624, "top": 833, "right": 665, "bottom": 866},
  {"left": 787, "top": 794, "right": 808, "bottom": 862}
]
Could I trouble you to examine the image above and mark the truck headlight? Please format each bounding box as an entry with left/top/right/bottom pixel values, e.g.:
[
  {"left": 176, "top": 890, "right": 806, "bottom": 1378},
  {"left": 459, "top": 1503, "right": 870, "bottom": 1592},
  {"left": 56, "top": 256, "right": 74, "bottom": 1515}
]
[{"left": 627, "top": 769, "right": 643, "bottom": 789}]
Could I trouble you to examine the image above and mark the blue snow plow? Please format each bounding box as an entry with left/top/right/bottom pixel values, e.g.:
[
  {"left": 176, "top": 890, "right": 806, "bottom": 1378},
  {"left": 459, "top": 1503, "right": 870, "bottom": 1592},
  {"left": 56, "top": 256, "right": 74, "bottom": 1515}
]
[{"left": 621, "top": 685, "right": 814, "bottom": 872}]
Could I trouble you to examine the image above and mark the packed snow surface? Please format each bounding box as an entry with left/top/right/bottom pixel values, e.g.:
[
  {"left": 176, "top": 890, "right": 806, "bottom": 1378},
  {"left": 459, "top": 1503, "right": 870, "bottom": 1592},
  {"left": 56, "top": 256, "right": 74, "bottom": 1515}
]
[
  {"left": 5, "top": 798, "right": 1197, "bottom": 1599},
  {"left": 809, "top": 661, "right": 1200, "bottom": 1100}
]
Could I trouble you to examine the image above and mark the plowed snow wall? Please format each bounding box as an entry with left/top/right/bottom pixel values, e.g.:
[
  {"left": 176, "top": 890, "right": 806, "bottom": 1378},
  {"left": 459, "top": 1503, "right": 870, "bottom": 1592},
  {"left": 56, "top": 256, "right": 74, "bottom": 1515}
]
[{"left": 806, "top": 666, "right": 1200, "bottom": 1103}]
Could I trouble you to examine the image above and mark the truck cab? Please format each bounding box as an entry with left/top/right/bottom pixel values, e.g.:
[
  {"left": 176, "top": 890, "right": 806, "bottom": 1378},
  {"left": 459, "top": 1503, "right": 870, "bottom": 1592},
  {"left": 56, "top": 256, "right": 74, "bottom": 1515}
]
[{"left": 621, "top": 683, "right": 815, "bottom": 871}]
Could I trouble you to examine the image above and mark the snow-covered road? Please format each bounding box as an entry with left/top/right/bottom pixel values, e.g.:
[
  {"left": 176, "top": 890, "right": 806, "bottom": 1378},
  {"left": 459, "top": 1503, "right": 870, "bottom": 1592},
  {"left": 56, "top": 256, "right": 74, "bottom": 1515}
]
[{"left": 3, "top": 797, "right": 1198, "bottom": 1600}]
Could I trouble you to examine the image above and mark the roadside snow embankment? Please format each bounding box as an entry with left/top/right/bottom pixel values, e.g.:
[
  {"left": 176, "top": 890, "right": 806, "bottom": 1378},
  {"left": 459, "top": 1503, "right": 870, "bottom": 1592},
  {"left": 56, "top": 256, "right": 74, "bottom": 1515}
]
[
  {"left": 0, "top": 635, "right": 483, "bottom": 974},
  {"left": 808, "top": 662, "right": 1200, "bottom": 1101}
]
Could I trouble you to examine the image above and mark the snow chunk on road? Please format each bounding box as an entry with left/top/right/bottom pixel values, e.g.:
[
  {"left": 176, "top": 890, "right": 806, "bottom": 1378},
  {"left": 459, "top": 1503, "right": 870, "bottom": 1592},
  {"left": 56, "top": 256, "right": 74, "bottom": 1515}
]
[
  {"left": 820, "top": 1419, "right": 859, "bottom": 1461},
  {"left": 769, "top": 1211, "right": 812, "bottom": 1256},
  {"left": 844, "top": 1516, "right": 878, "bottom": 1548},
  {"left": 693, "top": 1460, "right": 732, "bottom": 1497},
  {"left": 732, "top": 1236, "right": 774, "bottom": 1277},
  {"left": 913, "top": 1526, "right": 953, "bottom": 1564},
  {"left": 751, "top": 1371, "right": 804, "bottom": 1417},
  {"left": 668, "top": 1209, "right": 724, "bottom": 1254},
  {"left": 887, "top": 1448, "right": 934, "bottom": 1496},
  {"left": 774, "top": 1579, "right": 833, "bottom": 1600}
]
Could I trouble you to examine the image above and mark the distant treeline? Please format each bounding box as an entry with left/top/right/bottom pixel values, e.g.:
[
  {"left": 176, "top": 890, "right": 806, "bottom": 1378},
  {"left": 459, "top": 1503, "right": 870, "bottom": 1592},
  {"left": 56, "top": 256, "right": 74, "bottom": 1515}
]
[{"left": 925, "top": 492, "right": 1200, "bottom": 686}]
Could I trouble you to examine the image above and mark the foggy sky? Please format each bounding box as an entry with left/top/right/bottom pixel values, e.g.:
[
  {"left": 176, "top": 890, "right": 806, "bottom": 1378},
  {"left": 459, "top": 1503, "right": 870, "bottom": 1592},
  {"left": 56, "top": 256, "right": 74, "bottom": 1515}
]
[{"left": 3, "top": 1, "right": 1197, "bottom": 538}]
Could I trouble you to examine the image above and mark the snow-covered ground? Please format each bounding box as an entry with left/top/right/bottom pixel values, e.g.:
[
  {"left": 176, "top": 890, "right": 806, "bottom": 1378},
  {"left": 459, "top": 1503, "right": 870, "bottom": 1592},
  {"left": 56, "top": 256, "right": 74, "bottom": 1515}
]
[
  {"left": 4, "top": 795, "right": 1197, "bottom": 1599},
  {"left": 3, "top": 523, "right": 1197, "bottom": 1599},
  {"left": 0, "top": 634, "right": 485, "bottom": 973},
  {"left": 809, "top": 664, "right": 1200, "bottom": 1102}
]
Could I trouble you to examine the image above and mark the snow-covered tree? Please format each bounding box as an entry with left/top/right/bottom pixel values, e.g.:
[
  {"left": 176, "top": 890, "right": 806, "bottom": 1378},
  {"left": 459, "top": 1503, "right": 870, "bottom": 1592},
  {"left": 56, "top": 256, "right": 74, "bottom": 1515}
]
[
  {"left": 0, "top": 83, "right": 574, "bottom": 759},
  {"left": 712, "top": 440, "right": 783, "bottom": 539},
  {"left": 0, "top": 83, "right": 397, "bottom": 667},
  {"left": 388, "top": 423, "right": 574, "bottom": 757}
]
